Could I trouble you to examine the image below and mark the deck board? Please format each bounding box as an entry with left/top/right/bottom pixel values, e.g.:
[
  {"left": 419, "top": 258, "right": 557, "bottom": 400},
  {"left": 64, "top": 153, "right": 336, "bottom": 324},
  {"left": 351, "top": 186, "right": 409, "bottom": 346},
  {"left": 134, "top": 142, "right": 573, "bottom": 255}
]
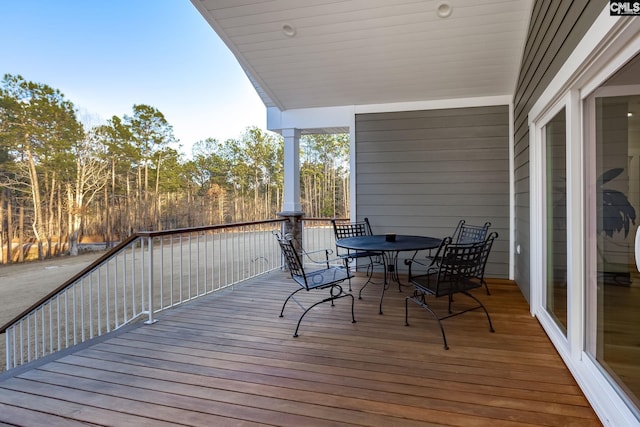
[{"left": 0, "top": 271, "right": 602, "bottom": 426}]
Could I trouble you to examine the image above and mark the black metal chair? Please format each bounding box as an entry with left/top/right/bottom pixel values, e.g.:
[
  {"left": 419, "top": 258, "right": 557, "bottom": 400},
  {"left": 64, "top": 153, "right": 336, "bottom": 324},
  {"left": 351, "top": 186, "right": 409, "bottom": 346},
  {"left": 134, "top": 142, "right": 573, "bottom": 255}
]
[
  {"left": 331, "top": 217, "right": 383, "bottom": 296},
  {"left": 275, "top": 233, "right": 356, "bottom": 337},
  {"left": 424, "top": 220, "right": 493, "bottom": 294},
  {"left": 405, "top": 232, "right": 497, "bottom": 349}
]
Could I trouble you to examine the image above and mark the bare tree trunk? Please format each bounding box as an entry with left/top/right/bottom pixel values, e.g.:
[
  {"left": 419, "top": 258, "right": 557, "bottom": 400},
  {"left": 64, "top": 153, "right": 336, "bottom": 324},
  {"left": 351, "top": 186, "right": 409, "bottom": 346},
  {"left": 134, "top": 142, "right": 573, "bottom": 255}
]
[
  {"left": 254, "top": 173, "right": 259, "bottom": 221},
  {"left": 18, "top": 203, "right": 24, "bottom": 263},
  {"left": 218, "top": 194, "right": 224, "bottom": 224},
  {"left": 314, "top": 175, "right": 319, "bottom": 217},
  {"left": 276, "top": 187, "right": 280, "bottom": 214},
  {"left": 127, "top": 175, "right": 132, "bottom": 234},
  {"left": 240, "top": 187, "right": 246, "bottom": 221},
  {"left": 154, "top": 156, "right": 162, "bottom": 230},
  {"left": 109, "top": 159, "right": 116, "bottom": 246},
  {"left": 7, "top": 193, "right": 13, "bottom": 263},
  {"left": 343, "top": 176, "right": 349, "bottom": 217},
  {"left": 46, "top": 173, "right": 56, "bottom": 258},
  {"left": 144, "top": 154, "right": 149, "bottom": 229},
  {"left": 332, "top": 169, "right": 337, "bottom": 217},
  {"left": 57, "top": 181, "right": 63, "bottom": 255},
  {"left": 104, "top": 184, "right": 111, "bottom": 248},
  {"left": 67, "top": 183, "right": 79, "bottom": 257},
  {"left": 0, "top": 190, "right": 5, "bottom": 264},
  {"left": 25, "top": 146, "right": 45, "bottom": 260}
]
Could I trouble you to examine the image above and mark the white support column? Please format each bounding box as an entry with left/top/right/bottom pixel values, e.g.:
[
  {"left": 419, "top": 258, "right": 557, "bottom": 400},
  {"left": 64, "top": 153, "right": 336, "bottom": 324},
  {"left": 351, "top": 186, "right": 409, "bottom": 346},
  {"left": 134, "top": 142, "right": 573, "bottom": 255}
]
[{"left": 282, "top": 128, "right": 302, "bottom": 212}]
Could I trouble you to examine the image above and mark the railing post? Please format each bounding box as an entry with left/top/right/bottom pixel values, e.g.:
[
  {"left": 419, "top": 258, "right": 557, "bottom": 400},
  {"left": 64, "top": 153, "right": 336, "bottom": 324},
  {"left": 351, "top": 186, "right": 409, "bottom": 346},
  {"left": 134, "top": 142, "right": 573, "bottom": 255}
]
[
  {"left": 145, "top": 236, "right": 157, "bottom": 325},
  {"left": 277, "top": 211, "right": 305, "bottom": 252}
]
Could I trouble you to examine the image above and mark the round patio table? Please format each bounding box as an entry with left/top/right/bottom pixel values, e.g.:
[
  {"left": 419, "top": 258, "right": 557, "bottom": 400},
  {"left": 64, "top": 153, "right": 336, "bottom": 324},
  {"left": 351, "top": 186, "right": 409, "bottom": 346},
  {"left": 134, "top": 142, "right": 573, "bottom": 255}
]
[{"left": 336, "top": 235, "right": 441, "bottom": 314}]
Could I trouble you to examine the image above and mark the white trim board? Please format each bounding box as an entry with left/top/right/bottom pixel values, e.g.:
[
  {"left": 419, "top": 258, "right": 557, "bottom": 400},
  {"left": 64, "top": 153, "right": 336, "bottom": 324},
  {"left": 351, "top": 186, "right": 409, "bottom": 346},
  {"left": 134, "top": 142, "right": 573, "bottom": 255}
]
[{"left": 267, "top": 95, "right": 514, "bottom": 132}]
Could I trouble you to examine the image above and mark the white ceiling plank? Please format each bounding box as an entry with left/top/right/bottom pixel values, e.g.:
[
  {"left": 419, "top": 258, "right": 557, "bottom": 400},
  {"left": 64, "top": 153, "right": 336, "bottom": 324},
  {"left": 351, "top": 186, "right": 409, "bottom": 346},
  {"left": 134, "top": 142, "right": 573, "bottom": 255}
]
[
  {"left": 192, "top": 0, "right": 533, "bottom": 111},
  {"left": 211, "top": 0, "right": 432, "bottom": 22}
]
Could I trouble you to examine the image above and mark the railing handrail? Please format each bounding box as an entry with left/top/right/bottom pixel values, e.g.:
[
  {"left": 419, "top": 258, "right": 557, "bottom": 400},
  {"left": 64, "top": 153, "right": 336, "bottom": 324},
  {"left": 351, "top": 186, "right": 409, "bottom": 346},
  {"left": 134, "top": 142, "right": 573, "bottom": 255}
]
[
  {"left": 0, "top": 218, "right": 286, "bottom": 335},
  {"left": 139, "top": 218, "right": 289, "bottom": 238},
  {"left": 304, "top": 217, "right": 348, "bottom": 222}
]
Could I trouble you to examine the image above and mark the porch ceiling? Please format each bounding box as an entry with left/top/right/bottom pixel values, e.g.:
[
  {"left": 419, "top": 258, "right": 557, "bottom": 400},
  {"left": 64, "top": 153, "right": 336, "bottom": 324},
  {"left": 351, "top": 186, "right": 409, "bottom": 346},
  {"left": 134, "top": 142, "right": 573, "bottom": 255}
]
[{"left": 191, "top": 0, "right": 533, "bottom": 112}]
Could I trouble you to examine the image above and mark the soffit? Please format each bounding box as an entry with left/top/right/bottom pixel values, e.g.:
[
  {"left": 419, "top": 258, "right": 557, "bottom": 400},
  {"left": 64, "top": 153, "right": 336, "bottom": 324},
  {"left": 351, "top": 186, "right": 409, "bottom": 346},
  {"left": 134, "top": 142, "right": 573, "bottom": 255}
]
[{"left": 192, "top": 0, "right": 533, "bottom": 111}]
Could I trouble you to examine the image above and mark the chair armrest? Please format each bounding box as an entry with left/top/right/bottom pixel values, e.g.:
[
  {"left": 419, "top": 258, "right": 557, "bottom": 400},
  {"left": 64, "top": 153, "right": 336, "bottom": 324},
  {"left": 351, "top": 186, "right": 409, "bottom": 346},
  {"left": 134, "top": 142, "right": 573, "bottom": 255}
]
[
  {"left": 302, "top": 248, "right": 334, "bottom": 257},
  {"left": 405, "top": 258, "right": 438, "bottom": 280},
  {"left": 407, "top": 236, "right": 452, "bottom": 277},
  {"left": 273, "top": 231, "right": 338, "bottom": 267},
  {"left": 405, "top": 258, "right": 431, "bottom": 268},
  {"left": 300, "top": 248, "right": 341, "bottom": 268}
]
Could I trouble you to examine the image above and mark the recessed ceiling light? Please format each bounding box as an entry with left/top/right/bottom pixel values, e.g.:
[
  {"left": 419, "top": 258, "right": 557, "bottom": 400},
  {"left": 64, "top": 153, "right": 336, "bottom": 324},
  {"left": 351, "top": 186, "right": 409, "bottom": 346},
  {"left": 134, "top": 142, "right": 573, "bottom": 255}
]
[
  {"left": 436, "top": 2, "right": 453, "bottom": 18},
  {"left": 628, "top": 112, "right": 633, "bottom": 117},
  {"left": 282, "top": 23, "right": 296, "bottom": 37}
]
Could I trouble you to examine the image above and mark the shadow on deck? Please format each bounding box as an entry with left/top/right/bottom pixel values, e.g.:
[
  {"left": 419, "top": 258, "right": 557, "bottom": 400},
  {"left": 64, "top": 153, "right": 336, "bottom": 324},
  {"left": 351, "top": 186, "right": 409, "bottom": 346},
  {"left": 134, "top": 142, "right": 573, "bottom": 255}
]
[{"left": 0, "top": 271, "right": 601, "bottom": 426}]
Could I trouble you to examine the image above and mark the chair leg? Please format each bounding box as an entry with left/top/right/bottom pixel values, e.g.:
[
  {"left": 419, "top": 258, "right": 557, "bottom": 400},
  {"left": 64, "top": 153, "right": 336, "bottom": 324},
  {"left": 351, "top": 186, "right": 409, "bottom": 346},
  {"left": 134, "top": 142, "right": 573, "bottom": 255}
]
[
  {"left": 482, "top": 278, "right": 491, "bottom": 295},
  {"left": 378, "top": 282, "right": 388, "bottom": 315},
  {"left": 280, "top": 287, "right": 306, "bottom": 318},
  {"left": 343, "top": 258, "right": 353, "bottom": 292},
  {"left": 358, "top": 259, "right": 375, "bottom": 300},
  {"left": 406, "top": 294, "right": 450, "bottom": 350},
  {"left": 292, "top": 286, "right": 356, "bottom": 337},
  {"left": 372, "top": 256, "right": 391, "bottom": 314},
  {"left": 405, "top": 297, "right": 410, "bottom": 326},
  {"left": 349, "top": 292, "right": 356, "bottom": 324},
  {"left": 462, "top": 291, "right": 495, "bottom": 333}
]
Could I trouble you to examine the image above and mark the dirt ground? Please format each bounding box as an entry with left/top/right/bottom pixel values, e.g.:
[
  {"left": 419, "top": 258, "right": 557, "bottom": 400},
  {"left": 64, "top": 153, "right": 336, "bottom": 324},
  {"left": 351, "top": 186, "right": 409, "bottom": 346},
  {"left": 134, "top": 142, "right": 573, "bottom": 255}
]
[{"left": 0, "top": 251, "right": 106, "bottom": 327}]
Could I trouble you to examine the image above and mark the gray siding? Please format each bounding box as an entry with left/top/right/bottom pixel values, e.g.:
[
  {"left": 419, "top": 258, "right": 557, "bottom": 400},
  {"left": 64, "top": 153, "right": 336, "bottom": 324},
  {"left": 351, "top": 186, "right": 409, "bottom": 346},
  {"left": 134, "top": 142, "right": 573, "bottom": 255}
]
[
  {"left": 355, "top": 106, "right": 509, "bottom": 278},
  {"left": 513, "top": 0, "right": 606, "bottom": 301}
]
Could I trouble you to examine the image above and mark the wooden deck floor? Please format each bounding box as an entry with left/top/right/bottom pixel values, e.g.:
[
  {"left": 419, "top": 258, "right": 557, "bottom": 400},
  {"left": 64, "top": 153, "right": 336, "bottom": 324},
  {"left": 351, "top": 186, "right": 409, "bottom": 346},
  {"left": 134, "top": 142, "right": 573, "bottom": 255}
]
[{"left": 0, "top": 271, "right": 602, "bottom": 426}]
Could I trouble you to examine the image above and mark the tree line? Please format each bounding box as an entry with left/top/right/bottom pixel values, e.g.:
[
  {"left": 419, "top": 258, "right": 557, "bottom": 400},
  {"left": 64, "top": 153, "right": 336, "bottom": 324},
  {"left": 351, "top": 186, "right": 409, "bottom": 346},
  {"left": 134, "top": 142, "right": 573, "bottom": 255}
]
[{"left": 0, "top": 74, "right": 350, "bottom": 263}]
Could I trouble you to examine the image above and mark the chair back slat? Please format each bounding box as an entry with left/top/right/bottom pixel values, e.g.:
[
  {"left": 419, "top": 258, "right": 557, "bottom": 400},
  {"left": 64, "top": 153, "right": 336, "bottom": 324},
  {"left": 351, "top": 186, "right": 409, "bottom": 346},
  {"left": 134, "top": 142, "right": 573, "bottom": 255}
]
[
  {"left": 472, "top": 231, "right": 497, "bottom": 280},
  {"left": 332, "top": 217, "right": 373, "bottom": 240},
  {"left": 276, "top": 236, "right": 306, "bottom": 280},
  {"left": 453, "top": 220, "right": 491, "bottom": 244},
  {"left": 438, "top": 242, "right": 484, "bottom": 286},
  {"left": 435, "top": 231, "right": 497, "bottom": 294}
]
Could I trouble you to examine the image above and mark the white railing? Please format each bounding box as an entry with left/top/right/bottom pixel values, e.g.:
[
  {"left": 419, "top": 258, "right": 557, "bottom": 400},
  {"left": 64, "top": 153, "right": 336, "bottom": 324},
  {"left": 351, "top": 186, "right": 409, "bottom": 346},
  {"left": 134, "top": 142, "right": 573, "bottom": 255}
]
[{"left": 1, "top": 219, "right": 287, "bottom": 371}]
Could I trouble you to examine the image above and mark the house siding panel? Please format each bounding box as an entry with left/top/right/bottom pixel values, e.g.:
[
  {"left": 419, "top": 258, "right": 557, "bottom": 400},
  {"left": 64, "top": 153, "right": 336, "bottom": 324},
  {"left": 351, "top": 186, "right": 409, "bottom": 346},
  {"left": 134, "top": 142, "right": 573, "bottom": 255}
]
[
  {"left": 355, "top": 105, "right": 509, "bottom": 278},
  {"left": 513, "top": 0, "right": 607, "bottom": 301}
]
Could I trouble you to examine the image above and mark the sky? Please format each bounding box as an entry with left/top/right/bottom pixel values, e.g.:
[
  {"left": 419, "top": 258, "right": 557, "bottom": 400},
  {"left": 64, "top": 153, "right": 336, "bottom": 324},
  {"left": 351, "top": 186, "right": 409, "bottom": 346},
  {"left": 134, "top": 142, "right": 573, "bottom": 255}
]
[{"left": 0, "top": 0, "right": 267, "bottom": 157}]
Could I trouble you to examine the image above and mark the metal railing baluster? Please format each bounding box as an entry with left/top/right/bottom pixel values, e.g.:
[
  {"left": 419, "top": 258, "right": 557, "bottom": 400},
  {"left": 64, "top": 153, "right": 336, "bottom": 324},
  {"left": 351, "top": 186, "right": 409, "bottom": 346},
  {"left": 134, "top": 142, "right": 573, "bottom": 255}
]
[
  {"left": 50, "top": 300, "right": 55, "bottom": 355},
  {"left": 170, "top": 235, "right": 175, "bottom": 307},
  {"left": 146, "top": 236, "right": 155, "bottom": 325},
  {"left": 112, "top": 260, "right": 117, "bottom": 331},
  {"left": 159, "top": 238, "right": 164, "bottom": 310},
  {"left": 179, "top": 234, "right": 183, "bottom": 303},
  {"left": 27, "top": 317, "right": 31, "bottom": 363},
  {"left": 96, "top": 273, "right": 100, "bottom": 338}
]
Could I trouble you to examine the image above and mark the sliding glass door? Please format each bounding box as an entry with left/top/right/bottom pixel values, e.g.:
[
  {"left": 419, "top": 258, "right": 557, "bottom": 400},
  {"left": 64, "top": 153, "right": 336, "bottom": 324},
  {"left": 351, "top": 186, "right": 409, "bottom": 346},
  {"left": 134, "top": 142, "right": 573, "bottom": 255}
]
[{"left": 585, "top": 54, "right": 640, "bottom": 412}]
